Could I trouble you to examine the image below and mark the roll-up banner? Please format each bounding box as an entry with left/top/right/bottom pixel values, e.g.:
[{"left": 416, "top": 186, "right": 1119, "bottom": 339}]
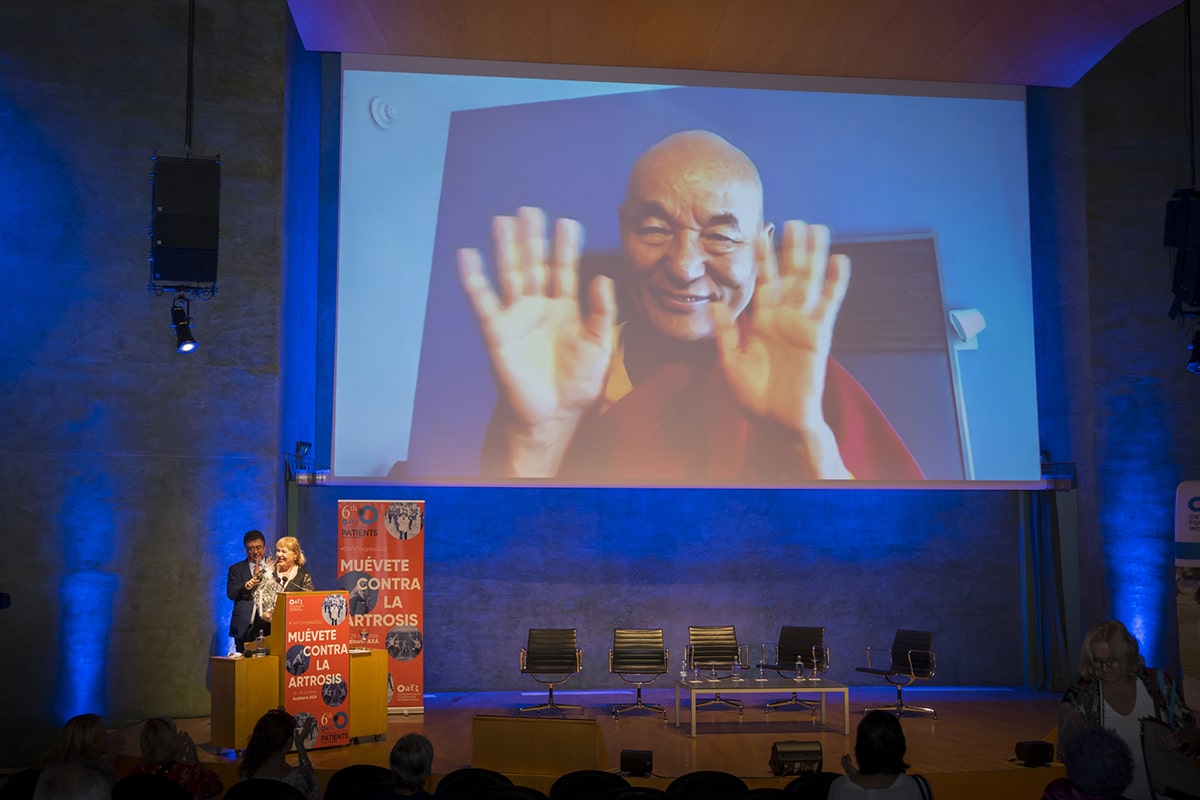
[
  {"left": 337, "top": 500, "right": 425, "bottom": 713},
  {"left": 1175, "top": 481, "right": 1200, "bottom": 705}
]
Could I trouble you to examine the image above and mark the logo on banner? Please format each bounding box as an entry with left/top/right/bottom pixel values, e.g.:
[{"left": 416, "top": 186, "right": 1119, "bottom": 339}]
[{"left": 384, "top": 502, "right": 424, "bottom": 540}]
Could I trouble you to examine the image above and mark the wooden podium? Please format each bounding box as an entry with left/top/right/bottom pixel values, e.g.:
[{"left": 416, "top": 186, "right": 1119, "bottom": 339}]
[
  {"left": 349, "top": 649, "right": 389, "bottom": 741},
  {"left": 211, "top": 591, "right": 387, "bottom": 749},
  {"left": 210, "top": 655, "right": 280, "bottom": 750}
]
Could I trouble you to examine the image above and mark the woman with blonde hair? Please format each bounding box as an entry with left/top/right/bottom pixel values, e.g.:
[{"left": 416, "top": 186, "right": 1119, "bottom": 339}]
[
  {"left": 41, "top": 713, "right": 120, "bottom": 773},
  {"left": 254, "top": 536, "right": 315, "bottom": 623},
  {"left": 1059, "top": 620, "right": 1200, "bottom": 800}
]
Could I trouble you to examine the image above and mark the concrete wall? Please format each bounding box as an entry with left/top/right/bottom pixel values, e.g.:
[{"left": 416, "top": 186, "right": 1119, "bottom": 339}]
[
  {"left": 1076, "top": 3, "right": 1199, "bottom": 666},
  {"left": 0, "top": 0, "right": 289, "bottom": 764}
]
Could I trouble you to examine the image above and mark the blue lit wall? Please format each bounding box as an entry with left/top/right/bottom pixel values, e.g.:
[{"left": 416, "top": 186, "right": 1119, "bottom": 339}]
[
  {"left": 0, "top": 0, "right": 290, "bottom": 766},
  {"left": 293, "top": 486, "right": 1025, "bottom": 690},
  {"left": 1074, "top": 5, "right": 1198, "bottom": 673}
]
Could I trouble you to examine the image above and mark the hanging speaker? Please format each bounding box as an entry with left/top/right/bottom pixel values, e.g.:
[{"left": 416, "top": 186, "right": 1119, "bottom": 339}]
[
  {"left": 150, "top": 155, "right": 220, "bottom": 289},
  {"left": 1165, "top": 187, "right": 1200, "bottom": 317}
]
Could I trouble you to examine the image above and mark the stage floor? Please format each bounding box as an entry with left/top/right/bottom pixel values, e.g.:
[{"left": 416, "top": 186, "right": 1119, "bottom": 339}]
[{"left": 141, "top": 684, "right": 1065, "bottom": 796}]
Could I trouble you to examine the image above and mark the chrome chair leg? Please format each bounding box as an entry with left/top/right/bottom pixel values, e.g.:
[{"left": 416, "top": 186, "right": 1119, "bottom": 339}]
[
  {"left": 862, "top": 685, "right": 937, "bottom": 719},
  {"left": 520, "top": 684, "right": 583, "bottom": 717},
  {"left": 613, "top": 685, "right": 668, "bottom": 719},
  {"left": 764, "top": 692, "right": 818, "bottom": 720},
  {"left": 695, "top": 693, "right": 744, "bottom": 716}
]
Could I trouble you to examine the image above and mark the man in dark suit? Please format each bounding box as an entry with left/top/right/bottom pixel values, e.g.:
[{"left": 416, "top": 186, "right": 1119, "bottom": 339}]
[{"left": 226, "top": 530, "right": 269, "bottom": 653}]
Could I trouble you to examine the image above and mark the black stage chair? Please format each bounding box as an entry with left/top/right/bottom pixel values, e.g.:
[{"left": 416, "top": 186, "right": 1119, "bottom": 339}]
[
  {"left": 479, "top": 786, "right": 551, "bottom": 800},
  {"left": 737, "top": 789, "right": 791, "bottom": 800},
  {"left": 0, "top": 768, "right": 42, "bottom": 800},
  {"left": 436, "top": 767, "right": 514, "bottom": 800},
  {"left": 854, "top": 628, "right": 937, "bottom": 718},
  {"left": 666, "top": 770, "right": 748, "bottom": 800},
  {"left": 225, "top": 778, "right": 309, "bottom": 800},
  {"left": 550, "top": 769, "right": 631, "bottom": 800},
  {"left": 112, "top": 773, "right": 192, "bottom": 800},
  {"left": 784, "top": 771, "right": 840, "bottom": 799},
  {"left": 604, "top": 789, "right": 670, "bottom": 800},
  {"left": 760, "top": 625, "right": 829, "bottom": 716},
  {"left": 610, "top": 628, "right": 669, "bottom": 719},
  {"left": 325, "top": 763, "right": 393, "bottom": 800},
  {"left": 687, "top": 625, "right": 746, "bottom": 714},
  {"left": 520, "top": 628, "right": 584, "bottom": 716}
]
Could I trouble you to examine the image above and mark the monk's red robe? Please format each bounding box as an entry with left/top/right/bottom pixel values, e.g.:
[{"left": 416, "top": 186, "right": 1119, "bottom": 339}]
[{"left": 556, "top": 353, "right": 923, "bottom": 484}]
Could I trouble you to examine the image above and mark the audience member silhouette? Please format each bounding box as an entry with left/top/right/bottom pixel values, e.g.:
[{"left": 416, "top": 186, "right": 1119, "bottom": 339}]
[
  {"left": 40, "top": 713, "right": 121, "bottom": 775},
  {"left": 1043, "top": 725, "right": 1134, "bottom": 800},
  {"left": 125, "top": 717, "right": 223, "bottom": 799},
  {"left": 236, "top": 708, "right": 320, "bottom": 800},
  {"left": 391, "top": 733, "right": 435, "bottom": 798},
  {"left": 31, "top": 760, "right": 112, "bottom": 800},
  {"left": 828, "top": 710, "right": 933, "bottom": 799}
]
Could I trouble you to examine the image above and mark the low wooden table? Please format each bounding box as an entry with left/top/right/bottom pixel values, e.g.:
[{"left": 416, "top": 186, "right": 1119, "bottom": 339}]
[{"left": 674, "top": 674, "right": 851, "bottom": 738}]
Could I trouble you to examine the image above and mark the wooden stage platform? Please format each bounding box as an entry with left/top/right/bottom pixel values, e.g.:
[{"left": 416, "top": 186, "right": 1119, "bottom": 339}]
[{"left": 124, "top": 686, "right": 1066, "bottom": 799}]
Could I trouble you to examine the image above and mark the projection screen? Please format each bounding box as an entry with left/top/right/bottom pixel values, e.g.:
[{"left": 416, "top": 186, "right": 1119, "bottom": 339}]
[{"left": 332, "top": 55, "right": 1040, "bottom": 489}]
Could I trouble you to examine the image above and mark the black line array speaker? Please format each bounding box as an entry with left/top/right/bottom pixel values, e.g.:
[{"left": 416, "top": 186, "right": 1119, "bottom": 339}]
[
  {"left": 1165, "top": 188, "right": 1200, "bottom": 316},
  {"left": 769, "top": 740, "right": 823, "bottom": 776},
  {"left": 150, "top": 156, "right": 220, "bottom": 288}
]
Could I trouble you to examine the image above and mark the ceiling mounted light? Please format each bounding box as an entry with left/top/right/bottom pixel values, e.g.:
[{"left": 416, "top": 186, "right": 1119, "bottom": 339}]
[{"left": 171, "top": 298, "right": 198, "bottom": 353}]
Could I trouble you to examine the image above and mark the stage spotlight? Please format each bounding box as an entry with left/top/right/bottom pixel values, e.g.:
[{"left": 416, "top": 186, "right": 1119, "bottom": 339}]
[
  {"left": 1189, "top": 331, "right": 1200, "bottom": 375},
  {"left": 171, "top": 300, "right": 198, "bottom": 353}
]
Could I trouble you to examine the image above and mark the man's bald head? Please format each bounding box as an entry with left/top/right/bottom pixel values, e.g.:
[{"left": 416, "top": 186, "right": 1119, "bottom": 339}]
[
  {"left": 625, "top": 130, "right": 765, "bottom": 225},
  {"left": 620, "top": 130, "right": 771, "bottom": 342}
]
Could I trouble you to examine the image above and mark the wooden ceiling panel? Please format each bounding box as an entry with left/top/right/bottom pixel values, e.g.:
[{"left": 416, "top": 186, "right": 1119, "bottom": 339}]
[
  {"left": 700, "top": 1, "right": 819, "bottom": 75},
  {"left": 548, "top": 0, "right": 642, "bottom": 66},
  {"left": 450, "top": 0, "right": 554, "bottom": 63},
  {"left": 625, "top": 0, "right": 732, "bottom": 71},
  {"left": 286, "top": 0, "right": 1184, "bottom": 88},
  {"left": 362, "top": 1, "right": 471, "bottom": 58}
]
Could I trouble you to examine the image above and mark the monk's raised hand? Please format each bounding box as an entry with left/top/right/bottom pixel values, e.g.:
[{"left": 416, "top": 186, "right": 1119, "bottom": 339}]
[
  {"left": 458, "top": 207, "right": 616, "bottom": 475},
  {"left": 714, "top": 220, "right": 851, "bottom": 477}
]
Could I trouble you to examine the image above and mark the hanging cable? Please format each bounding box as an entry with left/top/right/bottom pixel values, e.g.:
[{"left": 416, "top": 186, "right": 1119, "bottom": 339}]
[
  {"left": 1187, "top": 0, "right": 1195, "bottom": 188},
  {"left": 185, "top": 0, "right": 195, "bottom": 158}
]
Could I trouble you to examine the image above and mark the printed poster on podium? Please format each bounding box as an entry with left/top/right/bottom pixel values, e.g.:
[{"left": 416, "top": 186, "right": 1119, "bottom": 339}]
[
  {"left": 269, "top": 590, "right": 351, "bottom": 749},
  {"left": 337, "top": 499, "right": 425, "bottom": 713}
]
